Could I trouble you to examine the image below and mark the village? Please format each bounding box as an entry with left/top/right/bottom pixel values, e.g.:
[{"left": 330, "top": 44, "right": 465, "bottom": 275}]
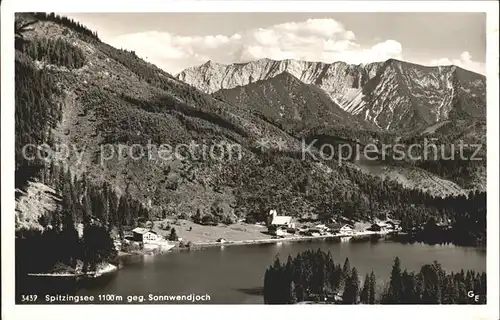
[
  {"left": 112, "top": 209, "right": 403, "bottom": 256},
  {"left": 263, "top": 209, "right": 401, "bottom": 239}
]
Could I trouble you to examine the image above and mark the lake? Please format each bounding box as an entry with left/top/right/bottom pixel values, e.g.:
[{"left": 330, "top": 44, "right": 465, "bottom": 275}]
[{"left": 74, "top": 238, "right": 486, "bottom": 304}]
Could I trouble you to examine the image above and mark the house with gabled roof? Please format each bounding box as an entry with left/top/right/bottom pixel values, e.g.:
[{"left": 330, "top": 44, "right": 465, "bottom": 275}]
[
  {"left": 267, "top": 209, "right": 295, "bottom": 235},
  {"left": 267, "top": 209, "right": 294, "bottom": 227},
  {"left": 132, "top": 227, "right": 161, "bottom": 244}
]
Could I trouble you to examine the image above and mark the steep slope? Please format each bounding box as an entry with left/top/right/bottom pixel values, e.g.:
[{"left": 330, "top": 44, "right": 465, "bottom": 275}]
[
  {"left": 356, "top": 59, "right": 486, "bottom": 131},
  {"left": 15, "top": 182, "right": 61, "bottom": 231},
  {"left": 12, "top": 13, "right": 397, "bottom": 226},
  {"left": 13, "top": 14, "right": 302, "bottom": 224},
  {"left": 178, "top": 58, "right": 486, "bottom": 132},
  {"left": 356, "top": 162, "right": 468, "bottom": 197},
  {"left": 213, "top": 72, "right": 376, "bottom": 134}
]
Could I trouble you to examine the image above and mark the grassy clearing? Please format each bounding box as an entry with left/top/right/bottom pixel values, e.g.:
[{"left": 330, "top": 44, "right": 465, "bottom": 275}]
[{"left": 152, "top": 219, "right": 271, "bottom": 244}]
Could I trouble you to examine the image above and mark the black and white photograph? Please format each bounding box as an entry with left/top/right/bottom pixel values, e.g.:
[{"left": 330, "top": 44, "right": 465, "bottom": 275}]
[{"left": 1, "top": 1, "right": 499, "bottom": 318}]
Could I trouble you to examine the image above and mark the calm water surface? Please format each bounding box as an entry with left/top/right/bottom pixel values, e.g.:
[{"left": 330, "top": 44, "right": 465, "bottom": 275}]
[{"left": 78, "top": 239, "right": 486, "bottom": 304}]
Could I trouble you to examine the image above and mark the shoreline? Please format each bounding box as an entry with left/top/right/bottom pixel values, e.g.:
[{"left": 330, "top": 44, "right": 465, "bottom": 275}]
[
  {"left": 27, "top": 262, "right": 118, "bottom": 278},
  {"left": 148, "top": 219, "right": 397, "bottom": 253},
  {"left": 175, "top": 230, "right": 393, "bottom": 250}
]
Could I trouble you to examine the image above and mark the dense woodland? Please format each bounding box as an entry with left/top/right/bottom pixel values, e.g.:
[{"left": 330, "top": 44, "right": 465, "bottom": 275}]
[
  {"left": 416, "top": 157, "right": 485, "bottom": 189},
  {"left": 14, "top": 38, "right": 152, "bottom": 272},
  {"left": 14, "top": 30, "right": 87, "bottom": 187},
  {"left": 15, "top": 57, "right": 62, "bottom": 187},
  {"left": 263, "top": 249, "right": 486, "bottom": 304},
  {"left": 221, "top": 152, "right": 486, "bottom": 245},
  {"left": 23, "top": 37, "right": 87, "bottom": 69},
  {"left": 16, "top": 162, "right": 152, "bottom": 274}
]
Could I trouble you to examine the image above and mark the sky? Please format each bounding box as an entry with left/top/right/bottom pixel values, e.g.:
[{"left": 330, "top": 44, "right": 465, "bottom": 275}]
[{"left": 60, "top": 13, "right": 486, "bottom": 75}]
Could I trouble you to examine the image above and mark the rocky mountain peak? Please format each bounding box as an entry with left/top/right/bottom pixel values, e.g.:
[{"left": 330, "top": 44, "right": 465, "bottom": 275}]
[{"left": 178, "top": 57, "right": 485, "bottom": 132}]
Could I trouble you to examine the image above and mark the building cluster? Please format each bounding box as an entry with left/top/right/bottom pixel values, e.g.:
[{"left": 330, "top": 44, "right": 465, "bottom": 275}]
[
  {"left": 266, "top": 209, "right": 402, "bottom": 239},
  {"left": 368, "top": 220, "right": 401, "bottom": 232},
  {"left": 122, "top": 220, "right": 162, "bottom": 244},
  {"left": 130, "top": 227, "right": 161, "bottom": 243},
  {"left": 116, "top": 220, "right": 175, "bottom": 253},
  {"left": 266, "top": 210, "right": 358, "bottom": 238}
]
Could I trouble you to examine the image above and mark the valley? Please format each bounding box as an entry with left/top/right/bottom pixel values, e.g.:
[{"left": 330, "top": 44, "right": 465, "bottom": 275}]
[{"left": 14, "top": 12, "right": 487, "bottom": 282}]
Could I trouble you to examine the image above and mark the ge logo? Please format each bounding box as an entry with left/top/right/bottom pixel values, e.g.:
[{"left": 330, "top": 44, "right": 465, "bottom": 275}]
[{"left": 467, "top": 291, "right": 480, "bottom": 302}]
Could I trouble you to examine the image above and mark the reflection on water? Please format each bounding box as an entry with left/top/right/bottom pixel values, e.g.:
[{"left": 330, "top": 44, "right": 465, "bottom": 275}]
[
  {"left": 143, "top": 254, "right": 155, "bottom": 263},
  {"left": 17, "top": 239, "right": 486, "bottom": 304}
]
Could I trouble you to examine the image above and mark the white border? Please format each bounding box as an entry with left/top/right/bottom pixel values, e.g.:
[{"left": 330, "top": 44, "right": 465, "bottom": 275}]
[{"left": 1, "top": 1, "right": 499, "bottom": 320}]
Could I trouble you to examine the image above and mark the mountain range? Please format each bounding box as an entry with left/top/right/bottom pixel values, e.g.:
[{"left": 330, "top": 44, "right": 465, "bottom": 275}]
[
  {"left": 178, "top": 58, "right": 486, "bottom": 133},
  {"left": 14, "top": 13, "right": 487, "bottom": 231}
]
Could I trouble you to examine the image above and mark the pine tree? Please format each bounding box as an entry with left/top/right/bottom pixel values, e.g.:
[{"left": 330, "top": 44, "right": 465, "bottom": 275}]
[
  {"left": 351, "top": 267, "right": 360, "bottom": 304},
  {"left": 360, "top": 273, "right": 370, "bottom": 304},
  {"left": 287, "top": 280, "right": 297, "bottom": 304},
  {"left": 442, "top": 275, "right": 458, "bottom": 304},
  {"left": 59, "top": 206, "right": 80, "bottom": 268},
  {"left": 341, "top": 257, "right": 351, "bottom": 287},
  {"left": 263, "top": 267, "right": 272, "bottom": 304},
  {"left": 117, "top": 195, "right": 130, "bottom": 225},
  {"left": 193, "top": 208, "right": 202, "bottom": 223},
  {"left": 168, "top": 228, "right": 178, "bottom": 241},
  {"left": 81, "top": 223, "right": 116, "bottom": 273},
  {"left": 401, "top": 270, "right": 420, "bottom": 303},
  {"left": 384, "top": 257, "right": 402, "bottom": 303},
  {"left": 342, "top": 267, "right": 360, "bottom": 304},
  {"left": 420, "top": 262, "right": 443, "bottom": 304},
  {"left": 456, "top": 281, "right": 468, "bottom": 304},
  {"left": 368, "top": 271, "right": 376, "bottom": 304},
  {"left": 107, "top": 184, "right": 119, "bottom": 227}
]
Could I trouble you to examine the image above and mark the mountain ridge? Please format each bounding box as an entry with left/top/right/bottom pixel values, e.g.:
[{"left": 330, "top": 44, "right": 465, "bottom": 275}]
[
  {"left": 178, "top": 57, "right": 484, "bottom": 78},
  {"left": 213, "top": 71, "right": 377, "bottom": 134},
  {"left": 178, "top": 57, "right": 486, "bottom": 132}
]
